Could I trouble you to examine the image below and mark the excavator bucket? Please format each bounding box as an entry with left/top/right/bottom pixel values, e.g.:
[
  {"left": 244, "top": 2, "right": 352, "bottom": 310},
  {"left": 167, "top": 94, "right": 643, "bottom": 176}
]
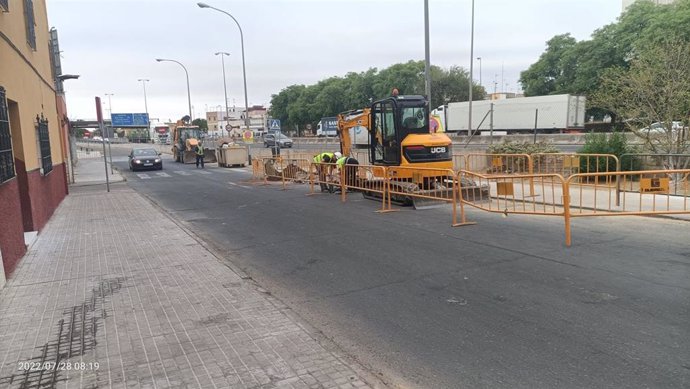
[
  {"left": 204, "top": 149, "right": 217, "bottom": 163},
  {"left": 182, "top": 151, "right": 197, "bottom": 164}
]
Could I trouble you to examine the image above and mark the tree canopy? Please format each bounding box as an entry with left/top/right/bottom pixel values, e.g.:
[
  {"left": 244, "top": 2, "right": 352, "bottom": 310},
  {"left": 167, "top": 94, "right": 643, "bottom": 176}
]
[
  {"left": 268, "top": 60, "right": 484, "bottom": 129},
  {"left": 519, "top": 0, "right": 690, "bottom": 99},
  {"left": 192, "top": 118, "right": 208, "bottom": 132},
  {"left": 593, "top": 39, "right": 690, "bottom": 157}
]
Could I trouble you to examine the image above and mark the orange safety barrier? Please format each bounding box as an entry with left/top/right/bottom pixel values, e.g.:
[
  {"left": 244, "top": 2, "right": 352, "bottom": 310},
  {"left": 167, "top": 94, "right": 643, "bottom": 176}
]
[
  {"left": 452, "top": 153, "right": 468, "bottom": 172},
  {"left": 568, "top": 169, "right": 690, "bottom": 215},
  {"left": 532, "top": 153, "right": 619, "bottom": 186},
  {"left": 308, "top": 162, "right": 339, "bottom": 195},
  {"left": 458, "top": 170, "right": 568, "bottom": 243},
  {"left": 337, "top": 163, "right": 390, "bottom": 212},
  {"left": 251, "top": 158, "right": 263, "bottom": 180},
  {"left": 276, "top": 158, "right": 313, "bottom": 185},
  {"left": 384, "top": 166, "right": 462, "bottom": 221},
  {"left": 465, "top": 153, "right": 533, "bottom": 175},
  {"left": 458, "top": 170, "right": 566, "bottom": 215}
]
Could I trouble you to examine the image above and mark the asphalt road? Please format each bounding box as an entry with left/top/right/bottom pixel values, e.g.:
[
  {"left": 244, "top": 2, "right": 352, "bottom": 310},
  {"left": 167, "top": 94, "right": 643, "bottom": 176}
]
[{"left": 112, "top": 150, "right": 690, "bottom": 389}]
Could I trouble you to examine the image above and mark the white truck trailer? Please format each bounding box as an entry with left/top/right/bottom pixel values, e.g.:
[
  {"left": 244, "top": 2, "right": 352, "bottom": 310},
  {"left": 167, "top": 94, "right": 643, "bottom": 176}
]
[{"left": 435, "top": 94, "right": 586, "bottom": 135}]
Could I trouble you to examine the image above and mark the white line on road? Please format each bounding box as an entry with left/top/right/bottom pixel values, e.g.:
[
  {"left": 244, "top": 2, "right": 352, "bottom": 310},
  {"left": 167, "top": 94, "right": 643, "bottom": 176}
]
[
  {"left": 197, "top": 170, "right": 212, "bottom": 175},
  {"left": 228, "top": 182, "right": 252, "bottom": 189},
  {"left": 173, "top": 171, "right": 191, "bottom": 176},
  {"left": 155, "top": 172, "right": 171, "bottom": 177},
  {"left": 136, "top": 173, "right": 151, "bottom": 179}
]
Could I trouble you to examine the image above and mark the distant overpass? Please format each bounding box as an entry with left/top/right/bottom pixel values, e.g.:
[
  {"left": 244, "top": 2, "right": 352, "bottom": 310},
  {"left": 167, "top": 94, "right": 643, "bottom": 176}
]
[{"left": 70, "top": 119, "right": 112, "bottom": 129}]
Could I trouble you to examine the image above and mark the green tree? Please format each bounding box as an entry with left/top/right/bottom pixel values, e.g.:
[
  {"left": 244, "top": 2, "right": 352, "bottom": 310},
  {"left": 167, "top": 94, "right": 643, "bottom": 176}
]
[
  {"left": 593, "top": 39, "right": 690, "bottom": 165},
  {"left": 192, "top": 118, "right": 208, "bottom": 132},
  {"left": 268, "top": 61, "right": 483, "bottom": 129},
  {"left": 519, "top": 34, "right": 578, "bottom": 96},
  {"left": 520, "top": 0, "right": 690, "bottom": 104}
]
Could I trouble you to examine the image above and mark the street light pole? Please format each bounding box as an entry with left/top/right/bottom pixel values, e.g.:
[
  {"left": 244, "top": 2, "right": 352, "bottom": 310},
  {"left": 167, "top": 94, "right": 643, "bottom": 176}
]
[
  {"left": 138, "top": 78, "right": 150, "bottom": 141},
  {"left": 155, "top": 58, "right": 192, "bottom": 121},
  {"left": 104, "top": 93, "right": 114, "bottom": 138},
  {"left": 198, "top": 3, "right": 250, "bottom": 133},
  {"left": 423, "top": 0, "right": 431, "bottom": 105},
  {"left": 468, "top": 0, "right": 475, "bottom": 136},
  {"left": 215, "top": 51, "right": 230, "bottom": 138}
]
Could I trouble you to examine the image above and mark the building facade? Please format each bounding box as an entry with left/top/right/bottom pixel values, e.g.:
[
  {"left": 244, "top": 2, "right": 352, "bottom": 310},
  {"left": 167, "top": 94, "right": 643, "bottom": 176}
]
[{"left": 0, "top": 0, "right": 69, "bottom": 278}]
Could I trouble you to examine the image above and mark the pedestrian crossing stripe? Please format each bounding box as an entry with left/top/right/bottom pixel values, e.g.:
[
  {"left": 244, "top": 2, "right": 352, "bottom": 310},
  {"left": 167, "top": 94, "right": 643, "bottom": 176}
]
[
  {"left": 155, "top": 172, "right": 171, "bottom": 177},
  {"left": 136, "top": 173, "right": 151, "bottom": 179},
  {"left": 173, "top": 171, "right": 190, "bottom": 176},
  {"left": 198, "top": 170, "right": 212, "bottom": 175}
]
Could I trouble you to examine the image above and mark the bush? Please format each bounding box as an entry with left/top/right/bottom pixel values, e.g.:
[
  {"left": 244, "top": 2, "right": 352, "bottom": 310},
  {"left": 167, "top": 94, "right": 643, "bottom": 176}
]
[
  {"left": 579, "top": 132, "right": 640, "bottom": 171},
  {"left": 486, "top": 140, "right": 558, "bottom": 155}
]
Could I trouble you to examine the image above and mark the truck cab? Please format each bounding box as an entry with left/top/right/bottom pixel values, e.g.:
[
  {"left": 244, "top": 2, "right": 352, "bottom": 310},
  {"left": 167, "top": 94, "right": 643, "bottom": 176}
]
[{"left": 316, "top": 117, "right": 338, "bottom": 137}]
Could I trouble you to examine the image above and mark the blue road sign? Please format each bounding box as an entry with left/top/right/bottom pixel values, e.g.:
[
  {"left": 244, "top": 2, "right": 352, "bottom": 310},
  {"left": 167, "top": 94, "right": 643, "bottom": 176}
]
[
  {"left": 269, "top": 119, "right": 281, "bottom": 130},
  {"left": 111, "top": 113, "right": 149, "bottom": 127}
]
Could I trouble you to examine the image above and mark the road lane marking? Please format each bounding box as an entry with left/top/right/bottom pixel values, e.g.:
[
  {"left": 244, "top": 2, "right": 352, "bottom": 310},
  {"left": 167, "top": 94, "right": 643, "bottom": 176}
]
[
  {"left": 155, "top": 172, "right": 171, "bottom": 177},
  {"left": 228, "top": 182, "right": 252, "bottom": 189},
  {"left": 198, "top": 170, "right": 212, "bottom": 175},
  {"left": 136, "top": 173, "right": 151, "bottom": 179},
  {"left": 173, "top": 171, "right": 191, "bottom": 176}
]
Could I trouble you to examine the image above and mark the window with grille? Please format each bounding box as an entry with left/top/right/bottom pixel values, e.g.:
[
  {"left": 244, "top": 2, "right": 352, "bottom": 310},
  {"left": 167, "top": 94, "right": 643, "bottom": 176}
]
[
  {"left": 0, "top": 87, "right": 15, "bottom": 184},
  {"left": 36, "top": 115, "right": 52, "bottom": 174},
  {"left": 24, "top": 0, "right": 36, "bottom": 50},
  {"left": 0, "top": 0, "right": 9, "bottom": 12}
]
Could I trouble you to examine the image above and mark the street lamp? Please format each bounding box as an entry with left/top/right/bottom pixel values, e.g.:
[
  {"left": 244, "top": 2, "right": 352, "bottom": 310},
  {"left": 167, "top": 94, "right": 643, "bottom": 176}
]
[
  {"left": 138, "top": 78, "right": 150, "bottom": 141},
  {"left": 198, "top": 2, "right": 250, "bottom": 133},
  {"left": 215, "top": 51, "right": 230, "bottom": 137},
  {"left": 155, "top": 58, "right": 192, "bottom": 121}
]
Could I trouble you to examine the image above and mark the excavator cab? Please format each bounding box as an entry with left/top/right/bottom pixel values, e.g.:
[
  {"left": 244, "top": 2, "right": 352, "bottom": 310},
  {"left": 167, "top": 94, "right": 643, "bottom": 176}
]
[{"left": 370, "top": 95, "right": 450, "bottom": 167}]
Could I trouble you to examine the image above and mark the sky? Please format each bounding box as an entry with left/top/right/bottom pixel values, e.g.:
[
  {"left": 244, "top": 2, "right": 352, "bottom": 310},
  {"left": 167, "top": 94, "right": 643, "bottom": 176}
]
[{"left": 47, "top": 0, "right": 623, "bottom": 123}]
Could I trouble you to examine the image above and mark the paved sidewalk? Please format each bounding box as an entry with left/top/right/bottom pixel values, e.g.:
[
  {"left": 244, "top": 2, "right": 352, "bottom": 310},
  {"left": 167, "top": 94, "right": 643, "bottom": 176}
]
[
  {"left": 73, "top": 149, "right": 124, "bottom": 186},
  {"left": 0, "top": 185, "right": 377, "bottom": 389}
]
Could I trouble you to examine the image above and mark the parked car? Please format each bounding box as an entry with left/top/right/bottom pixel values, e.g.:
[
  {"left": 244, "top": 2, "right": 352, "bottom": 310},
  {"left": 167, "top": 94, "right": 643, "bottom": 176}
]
[
  {"left": 128, "top": 147, "right": 163, "bottom": 171},
  {"left": 640, "top": 121, "right": 684, "bottom": 134},
  {"left": 264, "top": 133, "right": 293, "bottom": 148}
]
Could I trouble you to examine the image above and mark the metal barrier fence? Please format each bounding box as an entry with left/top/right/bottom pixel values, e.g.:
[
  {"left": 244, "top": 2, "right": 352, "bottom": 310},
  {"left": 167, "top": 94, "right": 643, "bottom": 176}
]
[
  {"left": 459, "top": 170, "right": 566, "bottom": 216},
  {"left": 464, "top": 153, "right": 532, "bottom": 175},
  {"left": 252, "top": 156, "right": 690, "bottom": 247},
  {"left": 337, "top": 163, "right": 390, "bottom": 212},
  {"left": 258, "top": 157, "right": 313, "bottom": 189},
  {"left": 531, "top": 153, "right": 619, "bottom": 178},
  {"left": 385, "top": 165, "right": 457, "bottom": 212},
  {"left": 620, "top": 153, "right": 690, "bottom": 171},
  {"left": 308, "top": 162, "right": 339, "bottom": 195}
]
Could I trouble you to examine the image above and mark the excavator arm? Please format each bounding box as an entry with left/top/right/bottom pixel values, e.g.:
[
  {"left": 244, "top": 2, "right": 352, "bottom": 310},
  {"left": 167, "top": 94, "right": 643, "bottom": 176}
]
[{"left": 337, "top": 108, "right": 384, "bottom": 159}]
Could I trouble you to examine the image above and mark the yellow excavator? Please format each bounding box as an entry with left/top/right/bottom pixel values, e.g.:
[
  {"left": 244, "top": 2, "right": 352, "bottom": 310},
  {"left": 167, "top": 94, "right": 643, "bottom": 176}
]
[
  {"left": 171, "top": 117, "right": 217, "bottom": 164},
  {"left": 337, "top": 94, "right": 456, "bottom": 206}
]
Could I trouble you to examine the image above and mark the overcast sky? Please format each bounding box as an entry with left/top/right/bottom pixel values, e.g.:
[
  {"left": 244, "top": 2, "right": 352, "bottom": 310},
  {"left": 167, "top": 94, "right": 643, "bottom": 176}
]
[{"left": 47, "top": 0, "right": 622, "bottom": 123}]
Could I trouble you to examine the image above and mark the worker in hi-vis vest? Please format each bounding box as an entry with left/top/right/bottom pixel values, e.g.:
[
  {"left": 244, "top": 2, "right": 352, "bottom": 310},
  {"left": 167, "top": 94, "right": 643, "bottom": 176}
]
[
  {"left": 195, "top": 143, "right": 205, "bottom": 168},
  {"left": 336, "top": 155, "right": 359, "bottom": 190},
  {"left": 313, "top": 151, "right": 338, "bottom": 192}
]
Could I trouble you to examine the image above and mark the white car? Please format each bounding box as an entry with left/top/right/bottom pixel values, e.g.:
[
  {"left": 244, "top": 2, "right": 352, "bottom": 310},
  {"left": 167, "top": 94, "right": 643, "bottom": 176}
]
[{"left": 640, "top": 121, "right": 684, "bottom": 134}]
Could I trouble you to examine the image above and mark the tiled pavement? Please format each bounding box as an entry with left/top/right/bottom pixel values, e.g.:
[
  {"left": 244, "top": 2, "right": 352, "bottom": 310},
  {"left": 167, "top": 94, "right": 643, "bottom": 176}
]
[{"left": 0, "top": 185, "right": 377, "bottom": 389}]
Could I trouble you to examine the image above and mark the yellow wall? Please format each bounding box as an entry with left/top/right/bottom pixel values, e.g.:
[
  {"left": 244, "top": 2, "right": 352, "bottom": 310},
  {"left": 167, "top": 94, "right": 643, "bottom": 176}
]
[{"left": 0, "top": 0, "right": 65, "bottom": 171}]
